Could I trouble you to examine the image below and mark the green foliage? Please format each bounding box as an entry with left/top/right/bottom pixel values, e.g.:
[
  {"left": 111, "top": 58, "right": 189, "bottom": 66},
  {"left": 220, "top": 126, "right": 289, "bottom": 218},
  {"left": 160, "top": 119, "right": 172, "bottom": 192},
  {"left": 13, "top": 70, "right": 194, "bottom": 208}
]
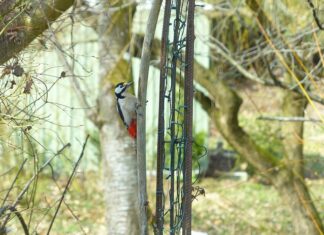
[
  {"left": 239, "top": 116, "right": 283, "bottom": 159},
  {"left": 193, "top": 131, "right": 208, "bottom": 173},
  {"left": 236, "top": 116, "right": 284, "bottom": 175},
  {"left": 181, "top": 178, "right": 324, "bottom": 235},
  {"left": 164, "top": 131, "right": 207, "bottom": 175},
  {"left": 304, "top": 154, "right": 324, "bottom": 178}
]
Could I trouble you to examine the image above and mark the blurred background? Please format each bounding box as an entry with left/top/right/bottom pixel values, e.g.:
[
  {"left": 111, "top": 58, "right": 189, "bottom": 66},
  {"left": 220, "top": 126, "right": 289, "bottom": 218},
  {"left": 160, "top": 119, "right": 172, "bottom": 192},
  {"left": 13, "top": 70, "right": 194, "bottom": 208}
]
[{"left": 0, "top": 0, "right": 324, "bottom": 234}]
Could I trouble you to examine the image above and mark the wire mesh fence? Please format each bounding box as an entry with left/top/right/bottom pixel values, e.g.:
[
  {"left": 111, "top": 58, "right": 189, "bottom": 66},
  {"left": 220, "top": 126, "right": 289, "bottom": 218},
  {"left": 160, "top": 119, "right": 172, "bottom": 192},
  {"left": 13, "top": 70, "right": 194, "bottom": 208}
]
[{"left": 155, "top": 1, "right": 196, "bottom": 234}]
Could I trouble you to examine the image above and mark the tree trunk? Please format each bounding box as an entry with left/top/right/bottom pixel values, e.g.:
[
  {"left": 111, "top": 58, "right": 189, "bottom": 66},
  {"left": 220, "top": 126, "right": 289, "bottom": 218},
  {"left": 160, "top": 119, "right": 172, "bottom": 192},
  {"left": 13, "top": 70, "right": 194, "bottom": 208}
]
[
  {"left": 282, "top": 91, "right": 306, "bottom": 176},
  {"left": 98, "top": 83, "right": 139, "bottom": 235},
  {"left": 274, "top": 170, "right": 323, "bottom": 235},
  {"left": 275, "top": 91, "right": 323, "bottom": 234},
  {"left": 197, "top": 74, "right": 324, "bottom": 234},
  {"left": 94, "top": 2, "right": 139, "bottom": 234}
]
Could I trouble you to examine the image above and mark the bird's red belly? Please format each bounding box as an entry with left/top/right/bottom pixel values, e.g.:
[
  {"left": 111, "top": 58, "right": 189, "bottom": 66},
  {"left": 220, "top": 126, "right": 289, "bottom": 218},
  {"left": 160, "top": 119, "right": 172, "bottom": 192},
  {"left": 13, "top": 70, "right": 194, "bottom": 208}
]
[{"left": 128, "top": 119, "right": 136, "bottom": 139}]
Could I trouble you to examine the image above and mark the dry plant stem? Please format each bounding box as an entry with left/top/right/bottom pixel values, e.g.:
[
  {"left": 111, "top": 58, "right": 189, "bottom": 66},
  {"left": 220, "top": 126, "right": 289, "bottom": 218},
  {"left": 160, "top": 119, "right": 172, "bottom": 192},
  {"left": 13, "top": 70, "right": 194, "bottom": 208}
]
[
  {"left": 0, "top": 158, "right": 27, "bottom": 209},
  {"left": 62, "top": 200, "right": 87, "bottom": 235},
  {"left": 136, "top": 0, "right": 162, "bottom": 234},
  {"left": 8, "top": 206, "right": 29, "bottom": 235},
  {"left": 307, "top": 0, "right": 324, "bottom": 30},
  {"left": 0, "top": 205, "right": 30, "bottom": 235},
  {"left": 0, "top": 143, "right": 71, "bottom": 230},
  {"left": 209, "top": 40, "right": 266, "bottom": 84},
  {"left": 47, "top": 135, "right": 89, "bottom": 235}
]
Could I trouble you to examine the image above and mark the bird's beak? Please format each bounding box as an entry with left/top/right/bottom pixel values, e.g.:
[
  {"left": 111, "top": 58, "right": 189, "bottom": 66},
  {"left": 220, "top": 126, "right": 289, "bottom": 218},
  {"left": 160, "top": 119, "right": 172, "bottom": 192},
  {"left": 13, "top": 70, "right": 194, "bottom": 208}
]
[{"left": 125, "top": 82, "right": 133, "bottom": 88}]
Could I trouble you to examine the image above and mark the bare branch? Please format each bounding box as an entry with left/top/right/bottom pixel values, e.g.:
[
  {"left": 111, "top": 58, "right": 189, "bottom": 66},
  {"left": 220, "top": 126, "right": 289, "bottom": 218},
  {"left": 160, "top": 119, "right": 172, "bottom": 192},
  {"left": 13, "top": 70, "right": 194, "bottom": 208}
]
[
  {"left": 209, "top": 39, "right": 267, "bottom": 84},
  {"left": 47, "top": 135, "right": 89, "bottom": 235},
  {"left": 0, "top": 143, "right": 71, "bottom": 229},
  {"left": 8, "top": 206, "right": 29, "bottom": 235},
  {"left": 307, "top": 0, "right": 324, "bottom": 30},
  {"left": 0, "top": 158, "right": 27, "bottom": 209},
  {"left": 257, "top": 116, "right": 321, "bottom": 122},
  {"left": 0, "top": 0, "right": 74, "bottom": 65},
  {"left": 136, "top": 1, "right": 162, "bottom": 233},
  {"left": 0, "top": 206, "right": 29, "bottom": 235}
]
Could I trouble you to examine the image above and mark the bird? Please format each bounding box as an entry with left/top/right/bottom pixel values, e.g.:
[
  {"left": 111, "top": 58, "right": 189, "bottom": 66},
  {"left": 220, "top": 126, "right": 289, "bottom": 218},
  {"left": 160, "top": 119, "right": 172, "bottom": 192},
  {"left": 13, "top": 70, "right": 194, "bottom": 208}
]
[{"left": 114, "top": 82, "right": 137, "bottom": 139}]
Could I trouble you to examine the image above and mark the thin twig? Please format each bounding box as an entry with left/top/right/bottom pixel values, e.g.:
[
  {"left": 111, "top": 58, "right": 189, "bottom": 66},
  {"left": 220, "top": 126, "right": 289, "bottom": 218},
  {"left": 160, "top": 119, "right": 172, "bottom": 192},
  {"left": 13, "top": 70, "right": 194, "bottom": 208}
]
[
  {"left": 0, "top": 143, "right": 71, "bottom": 229},
  {"left": 46, "top": 135, "right": 89, "bottom": 235},
  {"left": 0, "top": 205, "right": 30, "bottom": 235},
  {"left": 0, "top": 158, "right": 27, "bottom": 209},
  {"left": 257, "top": 116, "right": 321, "bottom": 123},
  {"left": 209, "top": 40, "right": 267, "bottom": 84},
  {"left": 62, "top": 200, "right": 87, "bottom": 235},
  {"left": 8, "top": 206, "right": 29, "bottom": 235},
  {"left": 307, "top": 0, "right": 324, "bottom": 30}
]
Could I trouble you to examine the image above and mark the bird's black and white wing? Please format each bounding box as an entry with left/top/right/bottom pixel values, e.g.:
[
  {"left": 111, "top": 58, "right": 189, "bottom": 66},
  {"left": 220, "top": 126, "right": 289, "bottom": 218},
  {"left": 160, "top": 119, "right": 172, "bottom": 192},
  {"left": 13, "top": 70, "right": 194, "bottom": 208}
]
[{"left": 116, "top": 101, "right": 128, "bottom": 128}]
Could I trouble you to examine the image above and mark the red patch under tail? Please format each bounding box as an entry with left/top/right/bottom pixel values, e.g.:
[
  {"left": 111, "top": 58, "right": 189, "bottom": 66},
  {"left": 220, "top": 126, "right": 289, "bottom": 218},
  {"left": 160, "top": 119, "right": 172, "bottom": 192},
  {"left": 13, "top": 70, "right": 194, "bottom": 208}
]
[{"left": 128, "top": 119, "right": 136, "bottom": 139}]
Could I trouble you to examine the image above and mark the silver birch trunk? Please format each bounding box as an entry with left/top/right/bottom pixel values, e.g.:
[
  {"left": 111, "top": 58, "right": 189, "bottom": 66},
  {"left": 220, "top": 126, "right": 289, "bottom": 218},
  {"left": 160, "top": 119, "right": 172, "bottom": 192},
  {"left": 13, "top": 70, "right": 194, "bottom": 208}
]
[{"left": 95, "top": 2, "right": 139, "bottom": 234}]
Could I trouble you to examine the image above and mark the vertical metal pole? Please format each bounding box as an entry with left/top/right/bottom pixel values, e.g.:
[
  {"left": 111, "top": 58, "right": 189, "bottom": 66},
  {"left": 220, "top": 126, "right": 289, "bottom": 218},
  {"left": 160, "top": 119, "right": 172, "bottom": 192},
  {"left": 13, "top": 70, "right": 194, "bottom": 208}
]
[
  {"left": 169, "top": 0, "right": 182, "bottom": 234},
  {"left": 182, "top": 0, "right": 195, "bottom": 234},
  {"left": 156, "top": 1, "right": 172, "bottom": 234}
]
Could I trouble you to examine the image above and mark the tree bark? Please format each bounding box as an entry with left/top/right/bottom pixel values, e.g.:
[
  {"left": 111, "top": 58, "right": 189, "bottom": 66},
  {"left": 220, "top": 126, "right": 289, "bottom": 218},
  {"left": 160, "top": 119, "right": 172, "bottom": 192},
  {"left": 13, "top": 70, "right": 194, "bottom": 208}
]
[
  {"left": 0, "top": 0, "right": 74, "bottom": 65},
  {"left": 282, "top": 91, "right": 306, "bottom": 176},
  {"left": 94, "top": 2, "right": 140, "bottom": 234},
  {"left": 274, "top": 170, "right": 324, "bottom": 235},
  {"left": 98, "top": 81, "right": 139, "bottom": 235},
  {"left": 275, "top": 91, "right": 324, "bottom": 234}
]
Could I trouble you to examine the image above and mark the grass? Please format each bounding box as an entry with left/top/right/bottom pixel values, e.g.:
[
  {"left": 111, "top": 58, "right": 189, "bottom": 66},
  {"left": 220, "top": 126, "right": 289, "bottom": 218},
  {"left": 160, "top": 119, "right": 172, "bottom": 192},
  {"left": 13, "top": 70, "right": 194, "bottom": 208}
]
[
  {"left": 191, "top": 178, "right": 324, "bottom": 235},
  {"left": 1, "top": 172, "right": 323, "bottom": 234}
]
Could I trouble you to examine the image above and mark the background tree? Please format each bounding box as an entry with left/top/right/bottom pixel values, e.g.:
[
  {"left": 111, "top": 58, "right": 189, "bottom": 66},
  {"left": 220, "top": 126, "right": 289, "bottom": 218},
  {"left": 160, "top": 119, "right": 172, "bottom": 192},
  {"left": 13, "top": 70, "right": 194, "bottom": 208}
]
[
  {"left": 90, "top": 1, "right": 140, "bottom": 234},
  {"left": 191, "top": 0, "right": 324, "bottom": 234}
]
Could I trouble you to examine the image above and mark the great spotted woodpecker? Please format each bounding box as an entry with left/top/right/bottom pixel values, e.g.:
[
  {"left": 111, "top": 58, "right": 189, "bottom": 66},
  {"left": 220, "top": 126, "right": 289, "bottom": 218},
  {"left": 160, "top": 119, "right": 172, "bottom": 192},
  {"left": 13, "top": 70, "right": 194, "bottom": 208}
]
[{"left": 114, "top": 82, "right": 137, "bottom": 139}]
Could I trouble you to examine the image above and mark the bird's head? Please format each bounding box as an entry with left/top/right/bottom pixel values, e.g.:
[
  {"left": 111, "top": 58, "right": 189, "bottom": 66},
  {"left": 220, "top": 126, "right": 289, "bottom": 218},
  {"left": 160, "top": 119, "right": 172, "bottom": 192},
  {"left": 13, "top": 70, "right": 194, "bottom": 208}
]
[{"left": 115, "top": 82, "right": 133, "bottom": 99}]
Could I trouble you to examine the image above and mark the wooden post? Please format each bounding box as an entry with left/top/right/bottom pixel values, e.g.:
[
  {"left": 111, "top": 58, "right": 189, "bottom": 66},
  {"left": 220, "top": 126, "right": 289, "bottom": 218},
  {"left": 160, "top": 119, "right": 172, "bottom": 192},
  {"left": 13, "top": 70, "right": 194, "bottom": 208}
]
[{"left": 137, "top": 1, "right": 162, "bottom": 234}]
